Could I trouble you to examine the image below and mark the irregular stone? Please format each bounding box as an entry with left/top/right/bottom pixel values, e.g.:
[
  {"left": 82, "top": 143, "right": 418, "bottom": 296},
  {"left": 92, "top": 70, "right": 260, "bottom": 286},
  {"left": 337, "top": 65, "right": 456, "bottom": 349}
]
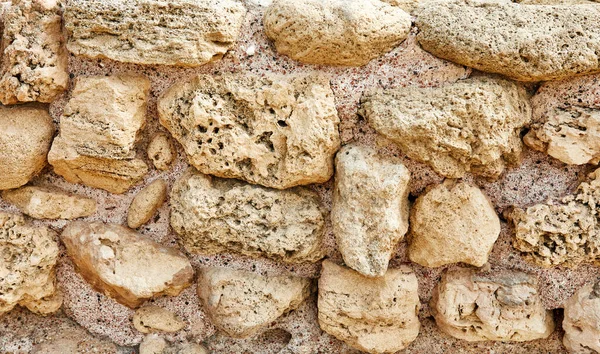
[
  {"left": 174, "top": 343, "right": 210, "bottom": 354},
  {"left": 139, "top": 334, "right": 168, "bottom": 354},
  {"left": 148, "top": 133, "right": 176, "bottom": 171},
  {"left": 416, "top": 1, "right": 600, "bottom": 82},
  {"left": 361, "top": 77, "right": 531, "bottom": 178},
  {"left": 2, "top": 185, "right": 96, "bottom": 219},
  {"left": 0, "top": 212, "right": 60, "bottom": 315},
  {"left": 382, "top": 0, "right": 421, "bottom": 12},
  {"left": 48, "top": 75, "right": 149, "bottom": 194},
  {"left": 0, "top": 0, "right": 68, "bottom": 104},
  {"left": 158, "top": 73, "right": 340, "bottom": 189},
  {"left": 133, "top": 305, "right": 185, "bottom": 334},
  {"left": 127, "top": 179, "right": 168, "bottom": 229},
  {"left": 331, "top": 144, "right": 410, "bottom": 277},
  {"left": 408, "top": 180, "right": 500, "bottom": 268},
  {"left": 318, "top": 260, "right": 420, "bottom": 354},
  {"left": 170, "top": 169, "right": 326, "bottom": 263},
  {"left": 562, "top": 279, "right": 600, "bottom": 353},
  {"left": 263, "top": 0, "right": 412, "bottom": 66},
  {"left": 0, "top": 105, "right": 55, "bottom": 190},
  {"left": 20, "top": 290, "right": 63, "bottom": 316},
  {"left": 64, "top": 0, "right": 247, "bottom": 67},
  {"left": 197, "top": 266, "right": 310, "bottom": 338},
  {"left": 60, "top": 221, "right": 194, "bottom": 308}
]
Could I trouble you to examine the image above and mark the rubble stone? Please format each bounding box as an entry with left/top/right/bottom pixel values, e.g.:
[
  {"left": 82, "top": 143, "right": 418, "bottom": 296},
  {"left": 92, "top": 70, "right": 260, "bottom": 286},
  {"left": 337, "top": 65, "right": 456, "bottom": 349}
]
[
  {"left": 2, "top": 186, "right": 96, "bottom": 220},
  {"left": 127, "top": 179, "right": 168, "bottom": 229},
  {"left": 562, "top": 279, "right": 600, "bottom": 353},
  {"left": 147, "top": 133, "right": 176, "bottom": 171},
  {"left": 133, "top": 305, "right": 185, "bottom": 334}
]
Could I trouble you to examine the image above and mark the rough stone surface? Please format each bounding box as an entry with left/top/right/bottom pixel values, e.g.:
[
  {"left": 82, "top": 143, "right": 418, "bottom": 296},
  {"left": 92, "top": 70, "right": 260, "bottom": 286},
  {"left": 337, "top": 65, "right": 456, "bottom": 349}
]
[
  {"left": 170, "top": 169, "right": 326, "bottom": 263},
  {"left": 382, "top": 0, "right": 421, "bottom": 12},
  {"left": 64, "top": 0, "right": 247, "bottom": 67},
  {"left": 408, "top": 180, "right": 500, "bottom": 268},
  {"left": 331, "top": 144, "right": 410, "bottom": 277},
  {"left": 416, "top": 1, "right": 600, "bottom": 82},
  {"left": 431, "top": 268, "right": 555, "bottom": 342},
  {"left": 198, "top": 266, "right": 311, "bottom": 338},
  {"left": 139, "top": 334, "right": 167, "bottom": 354},
  {"left": 562, "top": 279, "right": 600, "bottom": 353},
  {"left": 0, "top": 104, "right": 55, "bottom": 190},
  {"left": 2, "top": 185, "right": 96, "bottom": 219},
  {"left": 60, "top": 221, "right": 194, "bottom": 308},
  {"left": 318, "top": 260, "right": 420, "bottom": 354},
  {"left": 158, "top": 73, "right": 340, "bottom": 189},
  {"left": 133, "top": 305, "right": 185, "bottom": 334},
  {"left": 361, "top": 77, "right": 531, "bottom": 179},
  {"left": 127, "top": 179, "right": 168, "bottom": 229},
  {"left": 0, "top": 0, "right": 68, "bottom": 105},
  {"left": 48, "top": 75, "right": 149, "bottom": 194},
  {"left": 263, "top": 0, "right": 412, "bottom": 66},
  {"left": 148, "top": 133, "right": 176, "bottom": 171}
]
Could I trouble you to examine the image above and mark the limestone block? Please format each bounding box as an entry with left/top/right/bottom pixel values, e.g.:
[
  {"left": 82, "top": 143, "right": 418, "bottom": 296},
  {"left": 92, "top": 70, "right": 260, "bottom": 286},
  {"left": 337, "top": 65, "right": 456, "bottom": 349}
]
[
  {"left": 127, "top": 179, "right": 167, "bottom": 229},
  {"left": 562, "top": 280, "right": 600, "bottom": 353},
  {"left": 2, "top": 185, "right": 96, "bottom": 219},
  {"left": 148, "top": 133, "right": 176, "bottom": 171},
  {"left": 133, "top": 305, "right": 185, "bottom": 334}
]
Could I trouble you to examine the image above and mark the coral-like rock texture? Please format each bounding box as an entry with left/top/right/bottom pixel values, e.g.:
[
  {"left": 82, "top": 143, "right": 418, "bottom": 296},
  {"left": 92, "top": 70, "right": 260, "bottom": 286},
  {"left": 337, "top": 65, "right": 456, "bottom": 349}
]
[
  {"left": 562, "top": 279, "right": 600, "bottom": 353},
  {"left": 127, "top": 179, "right": 167, "bottom": 229},
  {"left": 147, "top": 133, "right": 176, "bottom": 171},
  {"left": 263, "top": 0, "right": 412, "bottom": 66},
  {"left": 158, "top": 73, "right": 340, "bottom": 189},
  {"left": 64, "top": 0, "right": 247, "bottom": 67},
  {"left": 2, "top": 186, "right": 96, "bottom": 220},
  {"left": 133, "top": 305, "right": 185, "bottom": 334}
]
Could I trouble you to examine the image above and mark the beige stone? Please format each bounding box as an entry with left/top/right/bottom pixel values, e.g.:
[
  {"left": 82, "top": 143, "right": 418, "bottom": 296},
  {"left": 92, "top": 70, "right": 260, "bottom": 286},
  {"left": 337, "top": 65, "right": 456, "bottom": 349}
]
[
  {"left": 48, "top": 75, "right": 149, "bottom": 194},
  {"left": 60, "top": 221, "right": 194, "bottom": 308},
  {"left": 170, "top": 169, "right": 326, "bottom": 263},
  {"left": 175, "top": 343, "right": 209, "bottom": 354},
  {"left": 382, "top": 0, "right": 421, "bottom": 12},
  {"left": 140, "top": 334, "right": 167, "bottom": 354},
  {"left": 29, "top": 318, "right": 119, "bottom": 354},
  {"left": 198, "top": 266, "right": 310, "bottom": 338},
  {"left": 127, "top": 179, "right": 168, "bottom": 229},
  {"left": 408, "top": 180, "right": 500, "bottom": 268},
  {"left": 0, "top": 0, "right": 68, "bottom": 104},
  {"left": 416, "top": 1, "right": 600, "bottom": 82},
  {"left": 148, "top": 133, "right": 176, "bottom": 171},
  {"left": 133, "top": 305, "right": 185, "bottom": 334},
  {"left": 432, "top": 268, "right": 555, "bottom": 342},
  {"left": 0, "top": 105, "right": 55, "bottom": 190},
  {"left": 158, "top": 73, "right": 340, "bottom": 189},
  {"left": 64, "top": 0, "right": 246, "bottom": 67},
  {"left": 263, "top": 0, "right": 412, "bottom": 66},
  {"left": 318, "top": 260, "right": 420, "bottom": 354},
  {"left": 562, "top": 280, "right": 600, "bottom": 353},
  {"left": 2, "top": 185, "right": 96, "bottom": 219},
  {"left": 361, "top": 77, "right": 531, "bottom": 178},
  {"left": 331, "top": 144, "right": 410, "bottom": 277}
]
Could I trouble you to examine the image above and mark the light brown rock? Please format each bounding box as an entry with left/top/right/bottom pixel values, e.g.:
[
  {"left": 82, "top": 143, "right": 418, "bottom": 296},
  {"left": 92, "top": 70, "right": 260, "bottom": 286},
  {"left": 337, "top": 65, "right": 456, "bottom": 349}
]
[
  {"left": 2, "top": 185, "right": 96, "bottom": 219},
  {"left": 0, "top": 105, "right": 55, "bottom": 190},
  {"left": 197, "top": 266, "right": 310, "bottom": 338},
  {"left": 0, "top": 0, "right": 68, "bottom": 104},
  {"left": 361, "top": 77, "right": 531, "bottom": 178},
  {"left": 263, "top": 0, "right": 412, "bottom": 66},
  {"left": 60, "top": 221, "right": 194, "bottom": 308},
  {"left": 64, "top": 0, "right": 246, "bottom": 67},
  {"left": 416, "top": 1, "right": 600, "bottom": 82},
  {"left": 139, "top": 334, "right": 167, "bottom": 354},
  {"left": 148, "top": 133, "right": 176, "bottom": 171},
  {"left": 158, "top": 73, "right": 340, "bottom": 189},
  {"left": 318, "top": 260, "right": 420, "bottom": 354},
  {"left": 174, "top": 343, "right": 209, "bottom": 354},
  {"left": 331, "top": 144, "right": 410, "bottom": 277},
  {"left": 133, "top": 305, "right": 185, "bottom": 334},
  {"left": 408, "top": 180, "right": 500, "bottom": 268},
  {"left": 382, "top": 0, "right": 421, "bottom": 12},
  {"left": 562, "top": 279, "right": 600, "bottom": 353},
  {"left": 431, "top": 268, "right": 555, "bottom": 342},
  {"left": 170, "top": 169, "right": 326, "bottom": 263},
  {"left": 127, "top": 179, "right": 168, "bottom": 229}
]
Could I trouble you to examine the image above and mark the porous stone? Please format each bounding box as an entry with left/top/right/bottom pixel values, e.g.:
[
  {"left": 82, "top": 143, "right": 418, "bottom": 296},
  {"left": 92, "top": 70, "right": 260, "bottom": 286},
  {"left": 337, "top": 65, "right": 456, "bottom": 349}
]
[
  {"left": 64, "top": 0, "right": 247, "bottom": 67},
  {"left": 133, "top": 305, "right": 185, "bottom": 334},
  {"left": 139, "top": 334, "right": 167, "bottom": 354},
  {"left": 318, "top": 260, "right": 420, "bottom": 354},
  {"left": 408, "top": 180, "right": 500, "bottom": 268},
  {"left": 48, "top": 75, "right": 149, "bottom": 194},
  {"left": 197, "top": 266, "right": 311, "bottom": 338},
  {"left": 562, "top": 279, "right": 600, "bottom": 353},
  {"left": 158, "top": 73, "right": 340, "bottom": 189},
  {"left": 60, "top": 221, "right": 194, "bottom": 308},
  {"left": 431, "top": 268, "right": 555, "bottom": 342},
  {"left": 331, "top": 144, "right": 410, "bottom": 277},
  {"left": 0, "top": 105, "right": 55, "bottom": 190},
  {"left": 148, "top": 133, "right": 176, "bottom": 171},
  {"left": 382, "top": 0, "right": 421, "bottom": 12},
  {"left": 361, "top": 77, "right": 531, "bottom": 178},
  {"left": 416, "top": 1, "right": 600, "bottom": 82},
  {"left": 0, "top": 0, "right": 68, "bottom": 104},
  {"left": 2, "top": 185, "right": 96, "bottom": 219},
  {"left": 263, "top": 0, "right": 412, "bottom": 66},
  {"left": 174, "top": 343, "right": 209, "bottom": 354},
  {"left": 170, "top": 169, "right": 326, "bottom": 263},
  {"left": 127, "top": 179, "right": 168, "bottom": 229}
]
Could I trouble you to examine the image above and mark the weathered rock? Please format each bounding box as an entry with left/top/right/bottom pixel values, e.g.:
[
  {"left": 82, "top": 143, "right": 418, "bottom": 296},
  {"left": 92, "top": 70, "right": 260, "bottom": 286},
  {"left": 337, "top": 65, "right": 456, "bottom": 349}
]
[
  {"left": 0, "top": 0, "right": 68, "bottom": 104},
  {"left": 2, "top": 185, "right": 96, "bottom": 219},
  {"left": 48, "top": 75, "right": 149, "bottom": 194},
  {"left": 170, "top": 169, "right": 326, "bottom": 263},
  {"left": 0, "top": 212, "right": 60, "bottom": 315},
  {"left": 431, "top": 268, "right": 555, "bottom": 341},
  {"left": 148, "top": 133, "right": 176, "bottom": 171},
  {"left": 133, "top": 305, "right": 185, "bottom": 333},
  {"left": 139, "top": 334, "right": 167, "bottom": 354},
  {"left": 331, "top": 144, "right": 410, "bottom": 277},
  {"left": 174, "top": 343, "right": 210, "bottom": 354},
  {"left": 263, "top": 0, "right": 412, "bottom": 66},
  {"left": 198, "top": 266, "right": 310, "bottom": 338},
  {"left": 361, "top": 77, "right": 531, "bottom": 178},
  {"left": 127, "top": 179, "right": 168, "bottom": 229},
  {"left": 318, "top": 260, "right": 420, "bottom": 354},
  {"left": 158, "top": 73, "right": 340, "bottom": 189},
  {"left": 562, "top": 279, "right": 600, "bottom": 353},
  {"left": 382, "top": 0, "right": 421, "bottom": 12},
  {"left": 416, "top": 1, "right": 600, "bottom": 82},
  {"left": 60, "top": 221, "right": 194, "bottom": 308},
  {"left": 64, "top": 0, "right": 246, "bottom": 67},
  {"left": 0, "top": 105, "right": 55, "bottom": 190},
  {"left": 408, "top": 180, "right": 500, "bottom": 268}
]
